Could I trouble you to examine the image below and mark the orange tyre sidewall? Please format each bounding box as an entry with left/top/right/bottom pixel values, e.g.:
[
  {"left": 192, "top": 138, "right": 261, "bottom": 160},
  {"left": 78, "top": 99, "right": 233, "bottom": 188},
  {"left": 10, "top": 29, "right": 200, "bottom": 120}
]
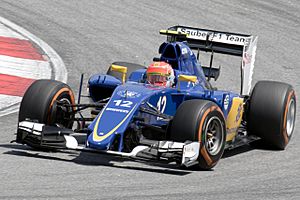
[
  {"left": 282, "top": 90, "right": 295, "bottom": 145},
  {"left": 197, "top": 106, "right": 224, "bottom": 167}
]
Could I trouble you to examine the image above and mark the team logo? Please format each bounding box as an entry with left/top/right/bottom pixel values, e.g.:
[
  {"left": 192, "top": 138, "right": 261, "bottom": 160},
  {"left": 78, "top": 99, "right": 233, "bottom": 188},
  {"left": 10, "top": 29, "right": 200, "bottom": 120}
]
[
  {"left": 243, "top": 52, "right": 252, "bottom": 65},
  {"left": 117, "top": 90, "right": 141, "bottom": 98},
  {"left": 224, "top": 95, "right": 230, "bottom": 110}
]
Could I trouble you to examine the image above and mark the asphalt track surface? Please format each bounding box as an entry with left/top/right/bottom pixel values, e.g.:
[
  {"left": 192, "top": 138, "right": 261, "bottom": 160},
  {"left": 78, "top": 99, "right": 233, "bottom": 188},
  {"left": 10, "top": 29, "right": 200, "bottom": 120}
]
[{"left": 0, "top": 1, "right": 299, "bottom": 199}]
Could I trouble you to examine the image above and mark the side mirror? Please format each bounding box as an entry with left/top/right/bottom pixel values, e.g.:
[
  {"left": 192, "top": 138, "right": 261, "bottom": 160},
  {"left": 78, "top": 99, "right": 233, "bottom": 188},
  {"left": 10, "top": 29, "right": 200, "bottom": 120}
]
[
  {"left": 111, "top": 64, "right": 128, "bottom": 84},
  {"left": 178, "top": 75, "right": 197, "bottom": 90}
]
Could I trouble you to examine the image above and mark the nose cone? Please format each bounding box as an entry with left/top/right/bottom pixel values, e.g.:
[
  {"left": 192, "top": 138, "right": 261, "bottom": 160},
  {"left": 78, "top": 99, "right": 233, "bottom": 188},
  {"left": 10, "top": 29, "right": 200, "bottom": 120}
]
[{"left": 87, "top": 102, "right": 138, "bottom": 150}]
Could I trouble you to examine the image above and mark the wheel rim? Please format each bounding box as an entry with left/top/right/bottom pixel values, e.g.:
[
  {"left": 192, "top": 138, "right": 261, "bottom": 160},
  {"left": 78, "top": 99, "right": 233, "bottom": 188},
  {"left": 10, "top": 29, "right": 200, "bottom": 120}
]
[
  {"left": 204, "top": 116, "right": 224, "bottom": 156},
  {"left": 286, "top": 98, "right": 296, "bottom": 137}
]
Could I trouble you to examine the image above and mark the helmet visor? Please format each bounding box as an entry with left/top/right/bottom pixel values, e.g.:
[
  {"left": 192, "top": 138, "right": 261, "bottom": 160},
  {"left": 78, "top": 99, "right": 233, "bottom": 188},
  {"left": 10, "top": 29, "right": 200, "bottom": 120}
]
[{"left": 147, "top": 74, "right": 167, "bottom": 86}]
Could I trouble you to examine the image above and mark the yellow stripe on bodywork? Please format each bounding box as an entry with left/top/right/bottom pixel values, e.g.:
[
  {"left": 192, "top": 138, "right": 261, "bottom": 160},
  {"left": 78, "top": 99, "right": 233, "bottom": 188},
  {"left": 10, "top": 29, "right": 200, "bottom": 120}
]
[
  {"left": 160, "top": 30, "right": 179, "bottom": 35},
  {"left": 226, "top": 97, "right": 244, "bottom": 142},
  {"left": 93, "top": 104, "right": 137, "bottom": 142},
  {"left": 159, "top": 30, "right": 188, "bottom": 36},
  {"left": 178, "top": 75, "right": 197, "bottom": 83}
]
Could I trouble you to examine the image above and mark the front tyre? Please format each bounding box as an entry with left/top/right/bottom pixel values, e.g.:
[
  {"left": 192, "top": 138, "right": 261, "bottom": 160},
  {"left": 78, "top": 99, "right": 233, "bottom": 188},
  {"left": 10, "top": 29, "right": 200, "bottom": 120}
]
[
  {"left": 247, "top": 81, "right": 296, "bottom": 150},
  {"left": 170, "top": 100, "right": 226, "bottom": 170},
  {"left": 18, "top": 79, "right": 75, "bottom": 128}
]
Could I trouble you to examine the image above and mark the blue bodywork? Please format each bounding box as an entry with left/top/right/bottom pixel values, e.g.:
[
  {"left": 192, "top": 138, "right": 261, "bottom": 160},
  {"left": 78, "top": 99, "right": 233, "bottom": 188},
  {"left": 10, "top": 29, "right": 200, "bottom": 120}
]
[{"left": 86, "top": 42, "right": 239, "bottom": 151}]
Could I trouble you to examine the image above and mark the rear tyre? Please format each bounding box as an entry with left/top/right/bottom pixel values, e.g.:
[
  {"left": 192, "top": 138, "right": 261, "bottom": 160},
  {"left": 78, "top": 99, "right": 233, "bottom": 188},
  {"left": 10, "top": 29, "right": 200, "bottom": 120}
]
[
  {"left": 247, "top": 81, "right": 296, "bottom": 150},
  {"left": 18, "top": 79, "right": 75, "bottom": 128},
  {"left": 107, "top": 61, "right": 144, "bottom": 80},
  {"left": 170, "top": 100, "right": 226, "bottom": 170}
]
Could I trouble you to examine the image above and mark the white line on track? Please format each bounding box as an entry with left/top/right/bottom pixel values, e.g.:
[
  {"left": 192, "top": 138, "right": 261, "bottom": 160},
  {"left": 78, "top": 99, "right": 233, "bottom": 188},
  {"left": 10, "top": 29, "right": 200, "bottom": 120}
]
[
  {"left": 0, "top": 22, "right": 26, "bottom": 40},
  {"left": 0, "top": 55, "right": 51, "bottom": 79}
]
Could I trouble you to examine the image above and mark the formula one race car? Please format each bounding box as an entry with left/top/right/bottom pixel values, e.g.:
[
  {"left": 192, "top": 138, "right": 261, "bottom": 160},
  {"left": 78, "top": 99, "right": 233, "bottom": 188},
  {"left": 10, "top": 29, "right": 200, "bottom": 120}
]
[{"left": 16, "top": 25, "right": 296, "bottom": 169}]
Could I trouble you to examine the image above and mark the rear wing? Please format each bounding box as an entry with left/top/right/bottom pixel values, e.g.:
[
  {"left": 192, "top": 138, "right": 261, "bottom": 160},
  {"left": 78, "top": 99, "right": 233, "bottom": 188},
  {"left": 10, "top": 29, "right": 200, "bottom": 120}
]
[{"left": 160, "top": 25, "right": 258, "bottom": 95}]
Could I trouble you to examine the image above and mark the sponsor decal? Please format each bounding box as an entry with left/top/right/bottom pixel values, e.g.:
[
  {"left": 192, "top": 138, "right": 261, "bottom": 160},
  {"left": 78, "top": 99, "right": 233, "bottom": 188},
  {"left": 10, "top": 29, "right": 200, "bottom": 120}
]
[
  {"left": 235, "top": 104, "right": 243, "bottom": 122},
  {"left": 117, "top": 90, "right": 141, "bottom": 98},
  {"left": 177, "top": 27, "right": 251, "bottom": 46},
  {"left": 181, "top": 47, "right": 188, "bottom": 55},
  {"left": 106, "top": 107, "right": 129, "bottom": 113},
  {"left": 224, "top": 95, "right": 230, "bottom": 110},
  {"left": 243, "top": 52, "right": 252, "bottom": 65}
]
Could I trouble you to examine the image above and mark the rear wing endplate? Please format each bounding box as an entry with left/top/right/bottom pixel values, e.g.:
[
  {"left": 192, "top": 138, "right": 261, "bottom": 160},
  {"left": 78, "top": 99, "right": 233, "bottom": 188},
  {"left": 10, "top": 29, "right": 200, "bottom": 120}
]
[{"left": 160, "top": 25, "right": 258, "bottom": 95}]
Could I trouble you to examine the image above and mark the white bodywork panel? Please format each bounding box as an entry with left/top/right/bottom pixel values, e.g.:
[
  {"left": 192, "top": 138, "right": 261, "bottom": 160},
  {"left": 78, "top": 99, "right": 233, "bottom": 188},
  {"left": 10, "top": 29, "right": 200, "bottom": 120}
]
[{"left": 242, "top": 36, "right": 258, "bottom": 95}]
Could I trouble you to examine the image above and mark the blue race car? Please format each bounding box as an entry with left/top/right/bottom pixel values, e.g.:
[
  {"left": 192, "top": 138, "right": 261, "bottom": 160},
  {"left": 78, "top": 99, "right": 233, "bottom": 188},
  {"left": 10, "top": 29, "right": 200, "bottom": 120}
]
[{"left": 16, "top": 25, "right": 296, "bottom": 169}]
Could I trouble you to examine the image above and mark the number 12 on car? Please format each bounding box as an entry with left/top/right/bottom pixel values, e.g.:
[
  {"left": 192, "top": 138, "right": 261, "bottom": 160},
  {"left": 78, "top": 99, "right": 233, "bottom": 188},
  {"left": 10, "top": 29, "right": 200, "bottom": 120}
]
[
  {"left": 157, "top": 96, "right": 167, "bottom": 120},
  {"left": 113, "top": 100, "right": 133, "bottom": 108}
]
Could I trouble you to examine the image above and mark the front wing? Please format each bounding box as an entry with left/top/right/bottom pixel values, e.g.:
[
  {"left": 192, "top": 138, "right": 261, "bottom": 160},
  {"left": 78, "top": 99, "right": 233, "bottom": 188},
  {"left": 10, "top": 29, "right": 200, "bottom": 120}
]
[{"left": 17, "top": 121, "right": 200, "bottom": 167}]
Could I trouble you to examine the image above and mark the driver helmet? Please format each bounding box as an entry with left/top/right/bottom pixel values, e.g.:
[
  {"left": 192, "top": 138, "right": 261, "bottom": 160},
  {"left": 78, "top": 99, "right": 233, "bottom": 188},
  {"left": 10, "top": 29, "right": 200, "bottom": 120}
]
[{"left": 146, "top": 61, "right": 174, "bottom": 87}]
